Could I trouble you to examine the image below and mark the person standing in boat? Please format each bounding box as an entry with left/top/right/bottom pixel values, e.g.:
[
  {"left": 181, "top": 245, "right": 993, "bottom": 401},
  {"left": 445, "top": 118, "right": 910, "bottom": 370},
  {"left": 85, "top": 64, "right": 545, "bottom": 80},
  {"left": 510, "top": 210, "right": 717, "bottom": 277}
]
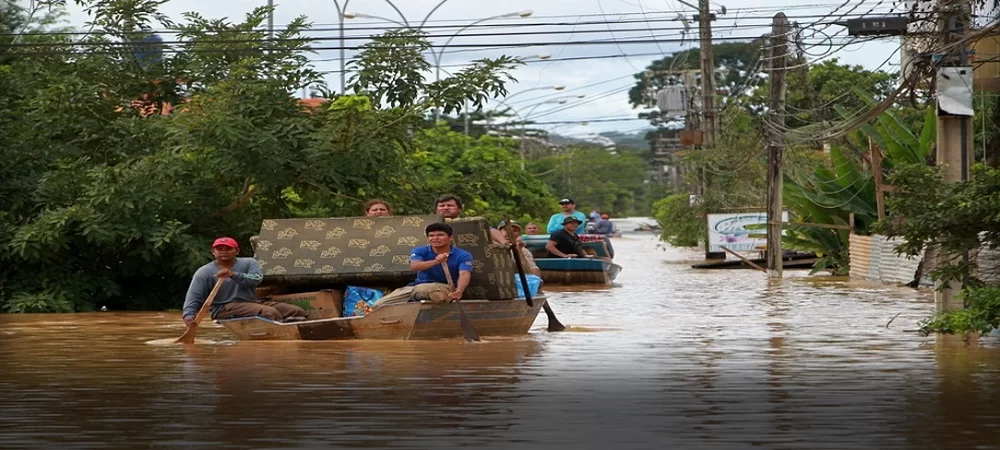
[
  {"left": 181, "top": 237, "right": 307, "bottom": 328},
  {"left": 434, "top": 193, "right": 508, "bottom": 245},
  {"left": 363, "top": 199, "right": 392, "bottom": 217},
  {"left": 545, "top": 198, "right": 588, "bottom": 234},
  {"left": 545, "top": 216, "right": 590, "bottom": 259},
  {"left": 372, "top": 223, "right": 474, "bottom": 308},
  {"left": 497, "top": 219, "right": 542, "bottom": 276}
]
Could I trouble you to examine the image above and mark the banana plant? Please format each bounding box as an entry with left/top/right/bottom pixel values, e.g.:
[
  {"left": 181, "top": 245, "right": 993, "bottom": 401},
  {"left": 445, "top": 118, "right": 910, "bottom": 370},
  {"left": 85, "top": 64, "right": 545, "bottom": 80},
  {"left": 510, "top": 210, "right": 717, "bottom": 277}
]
[{"left": 780, "top": 100, "right": 934, "bottom": 274}]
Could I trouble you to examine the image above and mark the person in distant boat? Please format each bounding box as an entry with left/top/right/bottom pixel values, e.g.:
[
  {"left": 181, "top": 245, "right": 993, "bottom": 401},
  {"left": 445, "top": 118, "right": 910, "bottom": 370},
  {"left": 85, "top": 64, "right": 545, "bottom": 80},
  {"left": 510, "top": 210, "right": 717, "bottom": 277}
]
[
  {"left": 589, "top": 208, "right": 601, "bottom": 222},
  {"left": 434, "top": 193, "right": 508, "bottom": 244},
  {"left": 546, "top": 198, "right": 588, "bottom": 234},
  {"left": 545, "top": 216, "right": 589, "bottom": 259},
  {"left": 363, "top": 199, "right": 392, "bottom": 217},
  {"left": 182, "top": 237, "right": 307, "bottom": 328},
  {"left": 594, "top": 213, "right": 614, "bottom": 234},
  {"left": 373, "top": 223, "right": 474, "bottom": 308},
  {"left": 497, "top": 219, "right": 542, "bottom": 276},
  {"left": 524, "top": 222, "right": 542, "bottom": 235}
]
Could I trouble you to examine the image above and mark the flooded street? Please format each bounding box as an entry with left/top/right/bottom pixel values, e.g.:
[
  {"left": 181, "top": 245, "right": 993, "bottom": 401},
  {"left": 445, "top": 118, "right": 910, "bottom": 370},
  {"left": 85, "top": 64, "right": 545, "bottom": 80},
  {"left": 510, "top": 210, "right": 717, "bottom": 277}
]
[{"left": 2, "top": 230, "right": 1000, "bottom": 449}]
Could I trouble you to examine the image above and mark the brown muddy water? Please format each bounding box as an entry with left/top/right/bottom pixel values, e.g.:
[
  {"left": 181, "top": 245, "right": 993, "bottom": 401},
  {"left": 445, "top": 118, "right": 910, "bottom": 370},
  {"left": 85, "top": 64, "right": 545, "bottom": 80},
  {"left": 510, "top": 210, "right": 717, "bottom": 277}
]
[{"left": 1, "top": 231, "right": 999, "bottom": 450}]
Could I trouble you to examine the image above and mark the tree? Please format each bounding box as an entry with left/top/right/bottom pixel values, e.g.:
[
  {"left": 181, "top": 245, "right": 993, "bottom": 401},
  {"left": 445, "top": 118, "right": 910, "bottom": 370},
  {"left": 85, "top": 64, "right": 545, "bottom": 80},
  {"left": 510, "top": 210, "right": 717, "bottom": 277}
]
[
  {"left": 0, "top": 0, "right": 527, "bottom": 313},
  {"left": 749, "top": 58, "right": 896, "bottom": 129},
  {"left": 529, "top": 145, "right": 652, "bottom": 217}
]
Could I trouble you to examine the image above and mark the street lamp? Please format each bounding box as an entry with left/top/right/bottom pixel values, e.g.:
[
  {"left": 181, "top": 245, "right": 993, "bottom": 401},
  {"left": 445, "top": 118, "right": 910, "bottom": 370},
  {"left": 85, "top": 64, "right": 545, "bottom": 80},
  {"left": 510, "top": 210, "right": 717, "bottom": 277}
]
[
  {"left": 430, "top": 10, "right": 533, "bottom": 121},
  {"left": 343, "top": 5, "right": 533, "bottom": 119}
]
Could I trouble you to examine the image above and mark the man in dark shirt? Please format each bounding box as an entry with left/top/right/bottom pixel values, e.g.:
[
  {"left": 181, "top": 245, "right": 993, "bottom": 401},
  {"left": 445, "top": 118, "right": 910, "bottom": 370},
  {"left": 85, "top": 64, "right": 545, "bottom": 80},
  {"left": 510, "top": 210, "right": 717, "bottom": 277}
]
[{"left": 545, "top": 216, "right": 589, "bottom": 259}]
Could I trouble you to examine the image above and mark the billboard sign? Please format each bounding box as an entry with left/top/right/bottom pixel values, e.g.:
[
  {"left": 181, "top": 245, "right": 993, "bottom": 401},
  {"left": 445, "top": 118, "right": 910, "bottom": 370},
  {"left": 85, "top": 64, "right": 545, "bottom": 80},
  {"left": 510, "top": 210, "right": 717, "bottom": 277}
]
[{"left": 707, "top": 212, "right": 788, "bottom": 253}]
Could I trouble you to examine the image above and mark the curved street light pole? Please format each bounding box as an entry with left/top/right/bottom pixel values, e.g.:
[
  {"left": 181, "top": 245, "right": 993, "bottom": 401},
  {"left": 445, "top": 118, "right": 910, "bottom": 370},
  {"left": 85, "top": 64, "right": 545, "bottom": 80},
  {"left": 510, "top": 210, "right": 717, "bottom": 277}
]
[
  {"left": 431, "top": 10, "right": 533, "bottom": 121},
  {"left": 332, "top": 0, "right": 353, "bottom": 93}
]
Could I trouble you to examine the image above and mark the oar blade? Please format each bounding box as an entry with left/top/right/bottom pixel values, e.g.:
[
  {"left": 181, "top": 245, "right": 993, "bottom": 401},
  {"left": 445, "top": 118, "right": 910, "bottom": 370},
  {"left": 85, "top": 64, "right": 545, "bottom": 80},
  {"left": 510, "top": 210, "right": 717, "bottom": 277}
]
[
  {"left": 544, "top": 303, "right": 567, "bottom": 332},
  {"left": 174, "top": 328, "right": 196, "bottom": 344},
  {"left": 457, "top": 304, "right": 481, "bottom": 342}
]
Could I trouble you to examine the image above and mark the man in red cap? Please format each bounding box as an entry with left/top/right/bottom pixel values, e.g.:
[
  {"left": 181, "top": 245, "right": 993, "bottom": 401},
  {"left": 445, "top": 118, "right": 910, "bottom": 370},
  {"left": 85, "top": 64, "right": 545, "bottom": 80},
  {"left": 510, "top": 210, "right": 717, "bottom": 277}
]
[{"left": 181, "top": 237, "right": 306, "bottom": 328}]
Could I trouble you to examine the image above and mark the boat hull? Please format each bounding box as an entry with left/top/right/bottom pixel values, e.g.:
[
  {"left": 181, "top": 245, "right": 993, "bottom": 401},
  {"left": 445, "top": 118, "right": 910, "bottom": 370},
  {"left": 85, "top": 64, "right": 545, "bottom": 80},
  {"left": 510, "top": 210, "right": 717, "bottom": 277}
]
[
  {"left": 218, "top": 296, "right": 547, "bottom": 341},
  {"left": 534, "top": 258, "right": 622, "bottom": 285}
]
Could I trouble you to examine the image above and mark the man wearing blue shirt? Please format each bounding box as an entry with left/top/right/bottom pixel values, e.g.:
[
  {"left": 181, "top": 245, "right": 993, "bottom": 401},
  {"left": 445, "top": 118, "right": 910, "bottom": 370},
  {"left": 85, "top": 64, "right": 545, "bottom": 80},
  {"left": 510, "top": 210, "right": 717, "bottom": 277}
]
[
  {"left": 373, "top": 223, "right": 474, "bottom": 308},
  {"left": 546, "top": 198, "right": 589, "bottom": 234}
]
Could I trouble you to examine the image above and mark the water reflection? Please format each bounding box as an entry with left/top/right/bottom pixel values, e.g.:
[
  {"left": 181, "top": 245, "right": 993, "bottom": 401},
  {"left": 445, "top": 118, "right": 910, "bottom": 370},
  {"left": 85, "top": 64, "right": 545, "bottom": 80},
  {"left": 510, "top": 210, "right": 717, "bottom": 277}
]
[{"left": 1, "top": 232, "right": 999, "bottom": 449}]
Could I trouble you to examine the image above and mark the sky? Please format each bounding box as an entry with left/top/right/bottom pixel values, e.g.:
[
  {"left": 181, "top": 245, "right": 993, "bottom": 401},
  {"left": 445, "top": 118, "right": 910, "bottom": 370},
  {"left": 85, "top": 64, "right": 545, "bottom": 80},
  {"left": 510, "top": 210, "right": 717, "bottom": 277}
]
[{"left": 61, "top": 0, "right": 903, "bottom": 139}]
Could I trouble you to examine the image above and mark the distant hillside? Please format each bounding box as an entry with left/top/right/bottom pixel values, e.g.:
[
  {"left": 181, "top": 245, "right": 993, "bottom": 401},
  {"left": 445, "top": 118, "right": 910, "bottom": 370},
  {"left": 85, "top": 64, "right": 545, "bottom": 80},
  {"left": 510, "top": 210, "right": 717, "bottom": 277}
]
[
  {"left": 547, "top": 129, "right": 652, "bottom": 149},
  {"left": 598, "top": 130, "right": 651, "bottom": 150}
]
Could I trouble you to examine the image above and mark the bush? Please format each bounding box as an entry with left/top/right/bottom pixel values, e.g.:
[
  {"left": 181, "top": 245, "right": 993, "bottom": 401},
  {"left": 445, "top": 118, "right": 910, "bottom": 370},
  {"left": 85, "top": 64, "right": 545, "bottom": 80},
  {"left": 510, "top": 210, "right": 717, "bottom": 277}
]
[
  {"left": 920, "top": 286, "right": 1000, "bottom": 335},
  {"left": 652, "top": 194, "right": 702, "bottom": 247}
]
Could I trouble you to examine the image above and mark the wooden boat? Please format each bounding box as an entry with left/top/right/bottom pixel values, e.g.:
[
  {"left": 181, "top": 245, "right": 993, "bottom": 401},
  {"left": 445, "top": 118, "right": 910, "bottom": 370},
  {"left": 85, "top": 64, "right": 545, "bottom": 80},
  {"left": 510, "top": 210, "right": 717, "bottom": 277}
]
[
  {"left": 533, "top": 257, "right": 622, "bottom": 285},
  {"left": 218, "top": 296, "right": 547, "bottom": 341},
  {"left": 521, "top": 234, "right": 621, "bottom": 285}
]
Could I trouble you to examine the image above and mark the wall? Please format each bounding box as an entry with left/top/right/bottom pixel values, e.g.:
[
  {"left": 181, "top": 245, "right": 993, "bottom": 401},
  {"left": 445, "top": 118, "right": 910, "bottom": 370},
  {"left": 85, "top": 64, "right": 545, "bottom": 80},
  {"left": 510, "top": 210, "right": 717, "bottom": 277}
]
[{"left": 848, "top": 234, "right": 932, "bottom": 287}]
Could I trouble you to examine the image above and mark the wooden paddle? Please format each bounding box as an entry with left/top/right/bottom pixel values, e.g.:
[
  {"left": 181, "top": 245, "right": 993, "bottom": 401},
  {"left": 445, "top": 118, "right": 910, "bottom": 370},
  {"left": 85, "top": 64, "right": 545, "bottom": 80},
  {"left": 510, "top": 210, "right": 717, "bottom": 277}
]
[
  {"left": 502, "top": 215, "right": 566, "bottom": 332},
  {"left": 175, "top": 278, "right": 225, "bottom": 344},
  {"left": 441, "top": 261, "right": 480, "bottom": 342}
]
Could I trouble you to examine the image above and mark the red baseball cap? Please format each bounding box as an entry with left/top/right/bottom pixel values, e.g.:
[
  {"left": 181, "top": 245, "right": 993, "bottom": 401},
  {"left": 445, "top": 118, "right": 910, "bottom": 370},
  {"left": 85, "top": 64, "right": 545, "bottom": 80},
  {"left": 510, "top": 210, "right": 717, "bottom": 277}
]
[{"left": 212, "top": 237, "right": 239, "bottom": 249}]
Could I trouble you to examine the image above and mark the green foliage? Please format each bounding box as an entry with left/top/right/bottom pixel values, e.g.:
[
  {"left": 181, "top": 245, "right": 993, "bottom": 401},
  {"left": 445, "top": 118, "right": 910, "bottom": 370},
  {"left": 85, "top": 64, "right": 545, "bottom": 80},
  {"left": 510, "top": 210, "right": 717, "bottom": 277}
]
[
  {"left": 652, "top": 194, "right": 702, "bottom": 247},
  {"left": 750, "top": 59, "right": 896, "bottom": 128},
  {"left": 404, "top": 124, "right": 556, "bottom": 223},
  {"left": 779, "top": 107, "right": 935, "bottom": 274},
  {"left": 876, "top": 163, "right": 1000, "bottom": 284},
  {"left": 920, "top": 286, "right": 1000, "bottom": 335},
  {"left": 529, "top": 145, "right": 655, "bottom": 217},
  {"left": 0, "top": 0, "right": 529, "bottom": 313}
]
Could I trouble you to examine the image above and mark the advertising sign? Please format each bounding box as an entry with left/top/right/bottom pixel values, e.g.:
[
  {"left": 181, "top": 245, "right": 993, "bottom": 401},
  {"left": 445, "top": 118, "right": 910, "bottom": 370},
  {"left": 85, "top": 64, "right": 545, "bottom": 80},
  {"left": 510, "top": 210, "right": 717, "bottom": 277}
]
[{"left": 707, "top": 212, "right": 788, "bottom": 253}]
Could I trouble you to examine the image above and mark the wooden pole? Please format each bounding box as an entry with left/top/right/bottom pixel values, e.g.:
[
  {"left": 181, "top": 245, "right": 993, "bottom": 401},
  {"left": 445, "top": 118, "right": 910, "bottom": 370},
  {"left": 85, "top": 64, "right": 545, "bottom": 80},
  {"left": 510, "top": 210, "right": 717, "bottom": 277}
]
[
  {"left": 721, "top": 246, "right": 767, "bottom": 272},
  {"left": 870, "top": 137, "right": 886, "bottom": 221},
  {"left": 934, "top": 0, "right": 972, "bottom": 312},
  {"left": 766, "top": 13, "right": 789, "bottom": 279},
  {"left": 697, "top": 0, "right": 717, "bottom": 149}
]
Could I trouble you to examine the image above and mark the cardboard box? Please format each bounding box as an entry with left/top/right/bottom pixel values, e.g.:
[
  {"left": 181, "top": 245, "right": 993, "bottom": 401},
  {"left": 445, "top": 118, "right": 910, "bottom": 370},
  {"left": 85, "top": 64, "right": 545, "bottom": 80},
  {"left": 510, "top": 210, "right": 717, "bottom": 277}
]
[{"left": 267, "top": 289, "right": 344, "bottom": 319}]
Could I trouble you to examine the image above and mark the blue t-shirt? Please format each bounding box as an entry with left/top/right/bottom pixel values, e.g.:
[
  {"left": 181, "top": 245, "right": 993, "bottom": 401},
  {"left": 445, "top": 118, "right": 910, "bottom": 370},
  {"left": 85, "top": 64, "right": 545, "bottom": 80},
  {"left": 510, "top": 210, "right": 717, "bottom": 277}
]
[
  {"left": 546, "top": 211, "right": 588, "bottom": 234},
  {"left": 410, "top": 245, "right": 474, "bottom": 287}
]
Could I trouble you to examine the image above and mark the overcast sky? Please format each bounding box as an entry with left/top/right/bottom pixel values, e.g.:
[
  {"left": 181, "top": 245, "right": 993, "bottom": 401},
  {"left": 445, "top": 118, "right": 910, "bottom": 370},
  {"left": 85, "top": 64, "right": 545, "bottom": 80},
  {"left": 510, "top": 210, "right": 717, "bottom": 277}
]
[{"left": 63, "top": 0, "right": 901, "bottom": 138}]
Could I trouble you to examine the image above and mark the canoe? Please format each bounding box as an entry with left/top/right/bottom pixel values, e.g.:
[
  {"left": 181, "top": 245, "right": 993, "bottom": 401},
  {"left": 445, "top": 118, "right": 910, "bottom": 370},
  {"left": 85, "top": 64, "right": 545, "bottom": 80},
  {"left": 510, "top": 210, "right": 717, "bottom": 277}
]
[
  {"left": 533, "top": 257, "right": 622, "bottom": 285},
  {"left": 218, "top": 296, "right": 547, "bottom": 341}
]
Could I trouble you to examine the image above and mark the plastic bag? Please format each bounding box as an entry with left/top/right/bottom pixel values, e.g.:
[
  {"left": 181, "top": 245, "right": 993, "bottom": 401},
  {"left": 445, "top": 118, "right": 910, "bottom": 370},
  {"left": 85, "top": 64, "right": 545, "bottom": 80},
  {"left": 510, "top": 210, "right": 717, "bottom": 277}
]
[
  {"left": 513, "top": 274, "right": 543, "bottom": 298},
  {"left": 342, "top": 286, "right": 385, "bottom": 317}
]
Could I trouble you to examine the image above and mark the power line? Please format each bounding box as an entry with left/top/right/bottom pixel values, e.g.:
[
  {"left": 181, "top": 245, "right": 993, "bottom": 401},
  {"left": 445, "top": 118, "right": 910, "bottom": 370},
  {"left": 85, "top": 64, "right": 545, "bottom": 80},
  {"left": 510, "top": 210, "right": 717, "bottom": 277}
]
[{"left": 3, "top": 10, "right": 902, "bottom": 38}]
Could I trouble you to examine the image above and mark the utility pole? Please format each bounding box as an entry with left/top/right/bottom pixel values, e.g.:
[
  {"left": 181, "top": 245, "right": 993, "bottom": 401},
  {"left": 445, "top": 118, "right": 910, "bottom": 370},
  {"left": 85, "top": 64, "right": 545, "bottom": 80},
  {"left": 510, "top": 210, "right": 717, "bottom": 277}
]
[
  {"left": 934, "top": 0, "right": 974, "bottom": 311},
  {"left": 766, "top": 13, "right": 789, "bottom": 279},
  {"left": 697, "top": 0, "right": 717, "bottom": 149},
  {"left": 267, "top": 0, "right": 275, "bottom": 38}
]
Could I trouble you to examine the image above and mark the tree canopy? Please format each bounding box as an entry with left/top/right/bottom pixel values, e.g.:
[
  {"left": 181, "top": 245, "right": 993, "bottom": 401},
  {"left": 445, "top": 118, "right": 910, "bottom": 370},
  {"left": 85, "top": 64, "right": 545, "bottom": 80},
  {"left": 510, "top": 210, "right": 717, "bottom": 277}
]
[{"left": 0, "top": 0, "right": 554, "bottom": 313}]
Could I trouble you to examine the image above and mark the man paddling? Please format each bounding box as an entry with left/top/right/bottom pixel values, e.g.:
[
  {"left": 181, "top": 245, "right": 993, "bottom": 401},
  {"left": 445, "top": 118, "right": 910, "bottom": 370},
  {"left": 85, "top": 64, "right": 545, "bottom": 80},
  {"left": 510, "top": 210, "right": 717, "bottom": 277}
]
[
  {"left": 497, "top": 219, "right": 542, "bottom": 276},
  {"left": 373, "top": 223, "right": 473, "bottom": 308},
  {"left": 181, "top": 237, "right": 307, "bottom": 328}
]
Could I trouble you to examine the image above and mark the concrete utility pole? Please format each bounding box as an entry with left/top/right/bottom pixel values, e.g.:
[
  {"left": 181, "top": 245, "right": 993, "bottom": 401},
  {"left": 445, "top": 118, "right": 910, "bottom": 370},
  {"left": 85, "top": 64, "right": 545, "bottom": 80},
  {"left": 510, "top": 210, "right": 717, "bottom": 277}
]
[
  {"left": 766, "top": 13, "right": 790, "bottom": 279},
  {"left": 697, "top": 0, "right": 717, "bottom": 149},
  {"left": 934, "top": 0, "right": 974, "bottom": 311}
]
